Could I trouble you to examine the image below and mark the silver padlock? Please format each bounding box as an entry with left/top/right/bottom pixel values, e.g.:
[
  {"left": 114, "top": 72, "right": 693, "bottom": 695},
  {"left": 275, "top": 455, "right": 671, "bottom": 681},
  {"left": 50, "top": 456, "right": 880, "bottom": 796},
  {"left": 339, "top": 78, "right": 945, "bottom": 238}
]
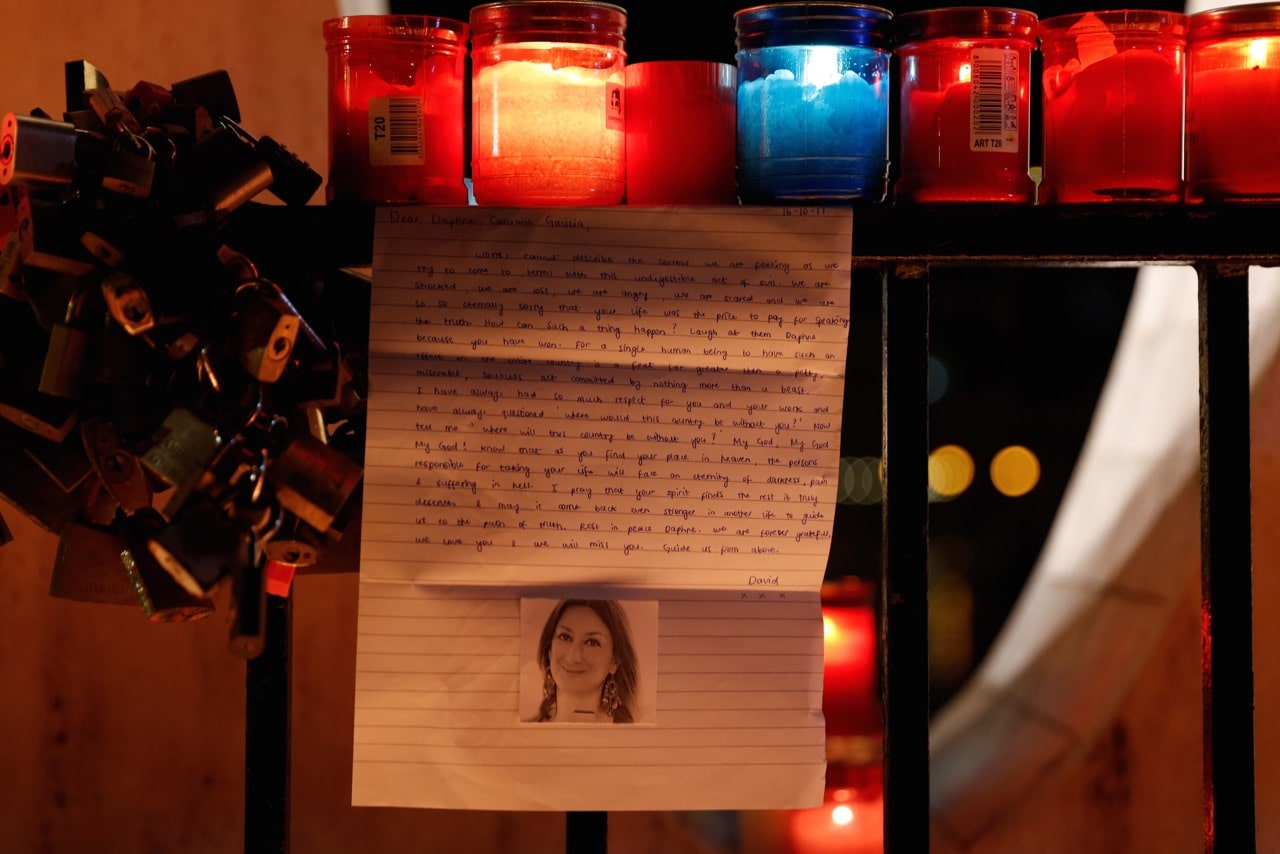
[
  {"left": 0, "top": 112, "right": 79, "bottom": 187},
  {"left": 99, "top": 135, "right": 156, "bottom": 198}
]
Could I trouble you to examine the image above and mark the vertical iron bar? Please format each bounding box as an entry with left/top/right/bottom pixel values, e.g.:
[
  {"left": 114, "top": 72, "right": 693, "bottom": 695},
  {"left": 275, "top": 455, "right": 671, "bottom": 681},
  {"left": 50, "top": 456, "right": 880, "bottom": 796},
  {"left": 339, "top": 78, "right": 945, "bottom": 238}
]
[
  {"left": 880, "top": 262, "right": 931, "bottom": 852},
  {"left": 245, "top": 593, "right": 292, "bottom": 853},
  {"left": 1197, "top": 263, "right": 1256, "bottom": 854},
  {"left": 566, "top": 811, "right": 608, "bottom": 854}
]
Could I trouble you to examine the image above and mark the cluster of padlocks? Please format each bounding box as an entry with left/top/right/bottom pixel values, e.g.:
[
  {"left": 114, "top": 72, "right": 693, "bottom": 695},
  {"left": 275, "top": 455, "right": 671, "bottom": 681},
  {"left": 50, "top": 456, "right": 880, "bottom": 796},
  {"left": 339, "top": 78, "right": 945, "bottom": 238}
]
[{"left": 0, "top": 60, "right": 366, "bottom": 657}]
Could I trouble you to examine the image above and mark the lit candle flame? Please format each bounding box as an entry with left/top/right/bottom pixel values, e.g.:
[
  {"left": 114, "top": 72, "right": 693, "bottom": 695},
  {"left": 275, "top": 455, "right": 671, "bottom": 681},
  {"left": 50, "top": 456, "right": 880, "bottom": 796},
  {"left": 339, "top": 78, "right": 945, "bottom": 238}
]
[{"left": 1248, "top": 39, "right": 1270, "bottom": 68}]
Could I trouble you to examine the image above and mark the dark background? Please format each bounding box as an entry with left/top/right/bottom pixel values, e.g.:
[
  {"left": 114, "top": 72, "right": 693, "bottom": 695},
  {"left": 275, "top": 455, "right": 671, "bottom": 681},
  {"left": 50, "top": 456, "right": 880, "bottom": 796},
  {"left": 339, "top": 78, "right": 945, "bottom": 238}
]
[{"left": 396, "top": 0, "right": 1178, "bottom": 710}]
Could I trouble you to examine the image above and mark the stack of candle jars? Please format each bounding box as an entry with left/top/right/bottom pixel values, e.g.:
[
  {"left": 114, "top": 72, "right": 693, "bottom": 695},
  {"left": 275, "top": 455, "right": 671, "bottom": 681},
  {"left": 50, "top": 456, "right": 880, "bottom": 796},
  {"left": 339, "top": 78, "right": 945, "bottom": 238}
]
[{"left": 320, "top": 1, "right": 1280, "bottom": 207}]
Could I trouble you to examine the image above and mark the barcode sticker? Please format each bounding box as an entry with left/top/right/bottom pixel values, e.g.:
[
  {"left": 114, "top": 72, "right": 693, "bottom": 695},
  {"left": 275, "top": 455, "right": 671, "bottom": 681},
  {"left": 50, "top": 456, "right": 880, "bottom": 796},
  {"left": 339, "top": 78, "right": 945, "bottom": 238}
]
[
  {"left": 969, "top": 48, "right": 1017, "bottom": 153},
  {"left": 369, "top": 97, "right": 425, "bottom": 166}
]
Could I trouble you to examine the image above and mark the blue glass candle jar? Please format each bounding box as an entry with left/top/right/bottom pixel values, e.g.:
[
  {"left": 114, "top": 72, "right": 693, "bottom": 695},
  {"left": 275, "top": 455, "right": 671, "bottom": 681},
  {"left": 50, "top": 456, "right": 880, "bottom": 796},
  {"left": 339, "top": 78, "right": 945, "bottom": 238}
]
[{"left": 734, "top": 2, "right": 894, "bottom": 204}]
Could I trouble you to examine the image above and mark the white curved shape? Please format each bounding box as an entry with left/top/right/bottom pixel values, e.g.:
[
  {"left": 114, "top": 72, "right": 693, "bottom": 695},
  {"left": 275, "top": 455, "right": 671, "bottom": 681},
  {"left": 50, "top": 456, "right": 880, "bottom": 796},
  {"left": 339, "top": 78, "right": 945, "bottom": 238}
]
[
  {"left": 930, "top": 266, "right": 1280, "bottom": 846},
  {"left": 929, "top": 3, "right": 1280, "bottom": 836}
]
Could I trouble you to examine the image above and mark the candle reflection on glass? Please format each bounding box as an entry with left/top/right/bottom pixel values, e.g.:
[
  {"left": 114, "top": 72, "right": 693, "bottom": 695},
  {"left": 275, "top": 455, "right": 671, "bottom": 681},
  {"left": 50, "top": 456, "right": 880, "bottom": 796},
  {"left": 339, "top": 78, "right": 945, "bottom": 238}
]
[
  {"left": 1040, "top": 10, "right": 1187, "bottom": 204},
  {"left": 1188, "top": 4, "right": 1280, "bottom": 202},
  {"left": 894, "top": 7, "right": 1038, "bottom": 203}
]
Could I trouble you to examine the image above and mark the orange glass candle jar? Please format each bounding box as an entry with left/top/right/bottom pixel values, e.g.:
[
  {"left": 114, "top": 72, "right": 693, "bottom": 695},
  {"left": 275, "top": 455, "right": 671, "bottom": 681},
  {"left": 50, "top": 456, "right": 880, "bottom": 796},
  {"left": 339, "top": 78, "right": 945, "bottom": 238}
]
[
  {"left": 624, "top": 60, "right": 738, "bottom": 205},
  {"left": 894, "top": 7, "right": 1038, "bottom": 203},
  {"left": 1186, "top": 3, "right": 1280, "bottom": 202},
  {"left": 1040, "top": 10, "right": 1188, "bottom": 204},
  {"left": 323, "top": 15, "right": 469, "bottom": 206},
  {"left": 469, "top": 1, "right": 627, "bottom": 206}
]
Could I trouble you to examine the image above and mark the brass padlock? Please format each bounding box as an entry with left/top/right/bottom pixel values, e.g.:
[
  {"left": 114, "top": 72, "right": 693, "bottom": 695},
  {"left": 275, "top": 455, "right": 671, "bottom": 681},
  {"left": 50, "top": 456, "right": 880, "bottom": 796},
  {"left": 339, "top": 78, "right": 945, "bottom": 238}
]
[
  {"left": 50, "top": 518, "right": 138, "bottom": 606},
  {"left": 100, "top": 270, "right": 155, "bottom": 336},
  {"left": 265, "top": 432, "right": 363, "bottom": 534},
  {"left": 138, "top": 407, "right": 221, "bottom": 516},
  {"left": 232, "top": 279, "right": 299, "bottom": 383},
  {"left": 64, "top": 60, "right": 112, "bottom": 112}
]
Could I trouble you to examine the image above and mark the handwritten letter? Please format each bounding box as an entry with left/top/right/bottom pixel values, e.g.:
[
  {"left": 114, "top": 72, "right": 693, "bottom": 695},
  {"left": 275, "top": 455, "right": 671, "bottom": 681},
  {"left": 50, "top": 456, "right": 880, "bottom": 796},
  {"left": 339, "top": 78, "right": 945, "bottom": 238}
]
[{"left": 354, "top": 205, "right": 852, "bottom": 811}]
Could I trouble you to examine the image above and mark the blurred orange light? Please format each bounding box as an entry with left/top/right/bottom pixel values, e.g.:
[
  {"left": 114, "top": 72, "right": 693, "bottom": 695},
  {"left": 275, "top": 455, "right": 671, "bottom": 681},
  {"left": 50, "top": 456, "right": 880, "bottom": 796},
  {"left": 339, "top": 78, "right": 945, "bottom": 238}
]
[{"left": 990, "top": 445, "right": 1040, "bottom": 497}]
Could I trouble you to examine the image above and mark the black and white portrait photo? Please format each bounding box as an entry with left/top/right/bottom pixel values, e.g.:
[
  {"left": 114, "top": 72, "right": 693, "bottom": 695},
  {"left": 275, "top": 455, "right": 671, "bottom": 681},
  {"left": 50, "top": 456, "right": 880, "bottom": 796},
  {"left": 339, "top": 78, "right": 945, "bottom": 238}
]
[{"left": 519, "top": 597, "right": 659, "bottom": 724}]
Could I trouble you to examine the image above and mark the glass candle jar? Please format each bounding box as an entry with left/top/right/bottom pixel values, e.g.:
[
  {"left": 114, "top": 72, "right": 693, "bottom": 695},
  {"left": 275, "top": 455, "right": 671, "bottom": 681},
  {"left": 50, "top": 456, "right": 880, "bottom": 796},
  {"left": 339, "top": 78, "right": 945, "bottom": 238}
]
[
  {"left": 323, "top": 15, "right": 469, "bottom": 206},
  {"left": 1039, "top": 10, "right": 1188, "bottom": 204},
  {"left": 469, "top": 1, "right": 627, "bottom": 206},
  {"left": 894, "top": 7, "right": 1038, "bottom": 203},
  {"left": 734, "top": 2, "right": 894, "bottom": 204},
  {"left": 1187, "top": 3, "right": 1280, "bottom": 202},
  {"left": 625, "top": 61, "right": 738, "bottom": 205}
]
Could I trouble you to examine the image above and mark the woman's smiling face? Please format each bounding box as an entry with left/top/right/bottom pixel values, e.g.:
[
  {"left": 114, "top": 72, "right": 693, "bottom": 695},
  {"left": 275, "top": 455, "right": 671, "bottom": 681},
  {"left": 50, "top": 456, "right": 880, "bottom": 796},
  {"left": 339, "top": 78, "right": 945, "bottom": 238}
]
[{"left": 549, "top": 605, "right": 617, "bottom": 698}]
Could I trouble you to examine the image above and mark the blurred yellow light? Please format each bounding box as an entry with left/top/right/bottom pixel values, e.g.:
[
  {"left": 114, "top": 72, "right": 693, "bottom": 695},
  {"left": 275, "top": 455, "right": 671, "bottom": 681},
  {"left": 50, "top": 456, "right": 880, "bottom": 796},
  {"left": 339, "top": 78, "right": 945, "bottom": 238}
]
[
  {"left": 928, "top": 444, "right": 974, "bottom": 500},
  {"left": 990, "top": 445, "right": 1040, "bottom": 497}
]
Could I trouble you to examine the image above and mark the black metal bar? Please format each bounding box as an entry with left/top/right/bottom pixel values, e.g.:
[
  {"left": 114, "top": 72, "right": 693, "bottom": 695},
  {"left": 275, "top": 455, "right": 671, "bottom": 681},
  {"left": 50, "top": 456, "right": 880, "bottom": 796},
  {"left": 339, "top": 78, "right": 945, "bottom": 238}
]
[
  {"left": 880, "top": 262, "right": 931, "bottom": 853},
  {"left": 847, "top": 204, "right": 1280, "bottom": 266},
  {"left": 1197, "top": 263, "right": 1256, "bottom": 854},
  {"left": 566, "top": 811, "right": 608, "bottom": 854},
  {"left": 245, "top": 593, "right": 292, "bottom": 854}
]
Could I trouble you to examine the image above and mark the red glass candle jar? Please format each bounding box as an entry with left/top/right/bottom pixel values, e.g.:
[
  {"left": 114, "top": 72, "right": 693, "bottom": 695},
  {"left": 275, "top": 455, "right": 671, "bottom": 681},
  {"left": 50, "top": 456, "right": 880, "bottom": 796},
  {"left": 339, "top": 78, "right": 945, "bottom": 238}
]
[
  {"left": 894, "top": 7, "right": 1038, "bottom": 203},
  {"left": 470, "top": 1, "right": 627, "bottom": 206},
  {"left": 1040, "top": 10, "right": 1188, "bottom": 204},
  {"left": 1187, "top": 3, "right": 1280, "bottom": 202},
  {"left": 323, "top": 15, "right": 469, "bottom": 206},
  {"left": 624, "top": 61, "right": 738, "bottom": 205}
]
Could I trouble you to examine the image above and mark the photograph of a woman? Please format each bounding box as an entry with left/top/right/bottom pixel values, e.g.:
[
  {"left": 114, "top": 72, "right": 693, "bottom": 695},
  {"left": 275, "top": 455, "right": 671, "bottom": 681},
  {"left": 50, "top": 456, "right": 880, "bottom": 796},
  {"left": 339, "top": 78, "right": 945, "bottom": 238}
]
[{"left": 521, "top": 598, "right": 656, "bottom": 724}]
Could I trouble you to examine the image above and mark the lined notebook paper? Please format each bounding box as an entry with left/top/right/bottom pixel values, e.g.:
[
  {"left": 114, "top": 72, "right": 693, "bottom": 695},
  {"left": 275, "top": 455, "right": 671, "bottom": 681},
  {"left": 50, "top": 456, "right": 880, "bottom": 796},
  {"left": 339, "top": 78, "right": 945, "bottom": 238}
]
[{"left": 353, "top": 205, "right": 852, "bottom": 811}]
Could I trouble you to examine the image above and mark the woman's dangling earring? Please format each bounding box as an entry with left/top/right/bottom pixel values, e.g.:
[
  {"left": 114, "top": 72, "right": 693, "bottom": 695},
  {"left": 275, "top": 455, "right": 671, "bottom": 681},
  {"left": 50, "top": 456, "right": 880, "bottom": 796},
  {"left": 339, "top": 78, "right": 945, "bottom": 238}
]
[
  {"left": 542, "top": 668, "right": 557, "bottom": 702},
  {"left": 601, "top": 672, "right": 620, "bottom": 716}
]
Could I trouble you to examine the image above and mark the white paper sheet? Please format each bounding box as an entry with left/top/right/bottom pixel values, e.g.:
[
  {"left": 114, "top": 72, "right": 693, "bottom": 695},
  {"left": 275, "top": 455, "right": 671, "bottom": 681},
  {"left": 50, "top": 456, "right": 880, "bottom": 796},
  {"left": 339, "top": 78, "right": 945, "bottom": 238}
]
[{"left": 353, "top": 205, "right": 852, "bottom": 811}]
